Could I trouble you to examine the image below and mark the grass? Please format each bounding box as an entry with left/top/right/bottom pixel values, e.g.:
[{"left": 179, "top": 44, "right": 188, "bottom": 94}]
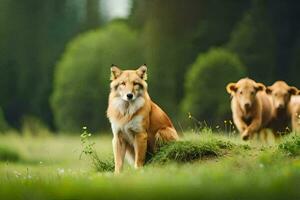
[
  {"left": 278, "top": 134, "right": 300, "bottom": 156},
  {"left": 0, "top": 131, "right": 299, "bottom": 200},
  {"left": 0, "top": 145, "right": 21, "bottom": 162}
]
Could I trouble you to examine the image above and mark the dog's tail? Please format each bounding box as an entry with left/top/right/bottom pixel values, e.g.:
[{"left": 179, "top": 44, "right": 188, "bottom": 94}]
[{"left": 155, "top": 127, "right": 179, "bottom": 148}]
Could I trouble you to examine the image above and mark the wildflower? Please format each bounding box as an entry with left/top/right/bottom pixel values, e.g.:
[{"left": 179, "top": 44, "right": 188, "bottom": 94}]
[{"left": 57, "top": 168, "right": 65, "bottom": 175}]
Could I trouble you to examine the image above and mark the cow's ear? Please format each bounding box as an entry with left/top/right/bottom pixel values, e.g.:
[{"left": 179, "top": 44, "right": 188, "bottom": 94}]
[
  {"left": 266, "top": 86, "right": 272, "bottom": 94},
  {"left": 256, "top": 83, "right": 265, "bottom": 91},
  {"left": 136, "top": 64, "right": 147, "bottom": 80},
  {"left": 289, "top": 86, "right": 298, "bottom": 95},
  {"left": 110, "top": 65, "right": 122, "bottom": 81},
  {"left": 226, "top": 83, "right": 237, "bottom": 94}
]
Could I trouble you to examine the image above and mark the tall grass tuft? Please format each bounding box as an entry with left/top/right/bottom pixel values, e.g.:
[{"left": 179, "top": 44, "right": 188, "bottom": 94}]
[{"left": 80, "top": 127, "right": 114, "bottom": 172}]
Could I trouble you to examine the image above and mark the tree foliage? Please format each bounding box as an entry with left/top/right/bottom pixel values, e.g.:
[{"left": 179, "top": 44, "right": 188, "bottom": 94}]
[
  {"left": 51, "top": 22, "right": 143, "bottom": 132},
  {"left": 181, "top": 48, "right": 246, "bottom": 124}
]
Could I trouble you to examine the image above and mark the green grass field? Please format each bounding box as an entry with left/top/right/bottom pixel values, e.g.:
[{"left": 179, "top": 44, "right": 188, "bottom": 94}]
[{"left": 0, "top": 130, "right": 299, "bottom": 200}]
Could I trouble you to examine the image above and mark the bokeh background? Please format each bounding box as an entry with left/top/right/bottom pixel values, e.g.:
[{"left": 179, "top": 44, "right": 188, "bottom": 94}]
[{"left": 0, "top": 0, "right": 299, "bottom": 133}]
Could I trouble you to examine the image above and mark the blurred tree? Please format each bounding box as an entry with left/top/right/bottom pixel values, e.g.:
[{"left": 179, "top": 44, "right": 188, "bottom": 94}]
[
  {"left": 228, "top": 0, "right": 300, "bottom": 85},
  {"left": 290, "top": 36, "right": 300, "bottom": 87},
  {"left": 0, "top": 108, "right": 10, "bottom": 132},
  {"left": 130, "top": 0, "right": 250, "bottom": 118},
  {"left": 266, "top": 0, "right": 300, "bottom": 82},
  {"left": 181, "top": 48, "right": 246, "bottom": 124},
  {"left": 82, "top": 0, "right": 101, "bottom": 30},
  {"left": 0, "top": 0, "right": 99, "bottom": 129},
  {"left": 51, "top": 22, "right": 143, "bottom": 132},
  {"left": 227, "top": 0, "right": 276, "bottom": 84}
]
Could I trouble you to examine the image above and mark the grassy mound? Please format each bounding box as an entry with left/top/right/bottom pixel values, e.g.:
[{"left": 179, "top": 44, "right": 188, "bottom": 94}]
[
  {"left": 82, "top": 131, "right": 250, "bottom": 171},
  {"left": 89, "top": 137, "right": 237, "bottom": 171},
  {"left": 0, "top": 145, "right": 20, "bottom": 162},
  {"left": 149, "top": 141, "right": 219, "bottom": 164},
  {"left": 278, "top": 135, "right": 300, "bottom": 156},
  {"left": 149, "top": 137, "right": 236, "bottom": 164}
]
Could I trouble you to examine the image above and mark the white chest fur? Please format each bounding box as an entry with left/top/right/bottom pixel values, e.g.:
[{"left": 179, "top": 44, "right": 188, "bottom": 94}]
[{"left": 110, "top": 115, "right": 144, "bottom": 144}]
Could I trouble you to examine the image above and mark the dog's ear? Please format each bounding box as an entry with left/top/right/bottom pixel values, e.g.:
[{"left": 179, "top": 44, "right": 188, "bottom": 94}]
[
  {"left": 110, "top": 65, "right": 122, "bottom": 81},
  {"left": 255, "top": 83, "right": 265, "bottom": 92},
  {"left": 289, "top": 86, "right": 298, "bottom": 95},
  {"left": 266, "top": 86, "right": 272, "bottom": 94},
  {"left": 136, "top": 64, "right": 147, "bottom": 80},
  {"left": 226, "top": 83, "right": 237, "bottom": 95}
]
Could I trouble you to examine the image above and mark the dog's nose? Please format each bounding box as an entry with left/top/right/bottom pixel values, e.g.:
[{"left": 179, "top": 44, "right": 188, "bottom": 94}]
[{"left": 127, "top": 93, "right": 133, "bottom": 100}]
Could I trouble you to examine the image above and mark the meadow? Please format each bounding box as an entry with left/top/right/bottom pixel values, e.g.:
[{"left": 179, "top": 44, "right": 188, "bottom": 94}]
[{"left": 0, "top": 129, "right": 299, "bottom": 200}]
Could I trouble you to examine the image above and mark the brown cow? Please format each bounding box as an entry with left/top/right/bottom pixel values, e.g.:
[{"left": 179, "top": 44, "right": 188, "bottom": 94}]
[
  {"left": 266, "top": 81, "right": 298, "bottom": 136},
  {"left": 226, "top": 78, "right": 273, "bottom": 140},
  {"left": 290, "top": 92, "right": 300, "bottom": 133}
]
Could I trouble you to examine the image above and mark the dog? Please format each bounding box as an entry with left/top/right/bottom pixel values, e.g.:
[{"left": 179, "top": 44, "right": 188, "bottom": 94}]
[{"left": 107, "top": 64, "right": 179, "bottom": 173}]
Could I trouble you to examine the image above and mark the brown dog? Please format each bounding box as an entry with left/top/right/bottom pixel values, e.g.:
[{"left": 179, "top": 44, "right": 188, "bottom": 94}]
[
  {"left": 226, "top": 78, "right": 273, "bottom": 140},
  {"left": 266, "top": 81, "right": 298, "bottom": 136},
  {"left": 107, "top": 65, "right": 179, "bottom": 173}
]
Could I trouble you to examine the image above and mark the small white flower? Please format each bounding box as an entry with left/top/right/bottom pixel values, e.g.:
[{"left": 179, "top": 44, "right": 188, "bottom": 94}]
[{"left": 57, "top": 168, "right": 65, "bottom": 175}]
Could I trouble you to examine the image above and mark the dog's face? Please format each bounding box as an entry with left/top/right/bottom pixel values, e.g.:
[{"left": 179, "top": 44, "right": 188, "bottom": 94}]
[
  {"left": 266, "top": 81, "right": 297, "bottom": 111},
  {"left": 227, "top": 78, "right": 265, "bottom": 113},
  {"left": 110, "top": 65, "right": 148, "bottom": 101}
]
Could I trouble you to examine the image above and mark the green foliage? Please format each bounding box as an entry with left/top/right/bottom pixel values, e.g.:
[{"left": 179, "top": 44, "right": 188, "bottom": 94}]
[
  {"left": 0, "top": 0, "right": 84, "bottom": 128},
  {"left": 0, "top": 108, "right": 9, "bottom": 132},
  {"left": 0, "top": 145, "right": 20, "bottom": 162},
  {"left": 227, "top": 0, "right": 276, "bottom": 84},
  {"left": 80, "top": 127, "right": 114, "bottom": 172},
  {"left": 140, "top": 0, "right": 204, "bottom": 116},
  {"left": 192, "top": 0, "right": 251, "bottom": 53},
  {"left": 181, "top": 48, "right": 246, "bottom": 124},
  {"left": 51, "top": 21, "right": 144, "bottom": 132},
  {"left": 278, "top": 135, "right": 300, "bottom": 156}
]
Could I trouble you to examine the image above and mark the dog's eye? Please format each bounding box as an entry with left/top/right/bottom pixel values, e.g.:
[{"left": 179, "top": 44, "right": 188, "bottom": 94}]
[
  {"left": 133, "top": 82, "right": 139, "bottom": 85},
  {"left": 250, "top": 91, "right": 255, "bottom": 95},
  {"left": 239, "top": 91, "right": 243, "bottom": 95},
  {"left": 120, "top": 82, "right": 125, "bottom": 86}
]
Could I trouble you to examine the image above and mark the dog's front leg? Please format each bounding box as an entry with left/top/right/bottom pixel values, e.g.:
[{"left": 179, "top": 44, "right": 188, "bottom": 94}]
[
  {"left": 112, "top": 134, "right": 126, "bottom": 174},
  {"left": 133, "top": 132, "right": 147, "bottom": 169}
]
